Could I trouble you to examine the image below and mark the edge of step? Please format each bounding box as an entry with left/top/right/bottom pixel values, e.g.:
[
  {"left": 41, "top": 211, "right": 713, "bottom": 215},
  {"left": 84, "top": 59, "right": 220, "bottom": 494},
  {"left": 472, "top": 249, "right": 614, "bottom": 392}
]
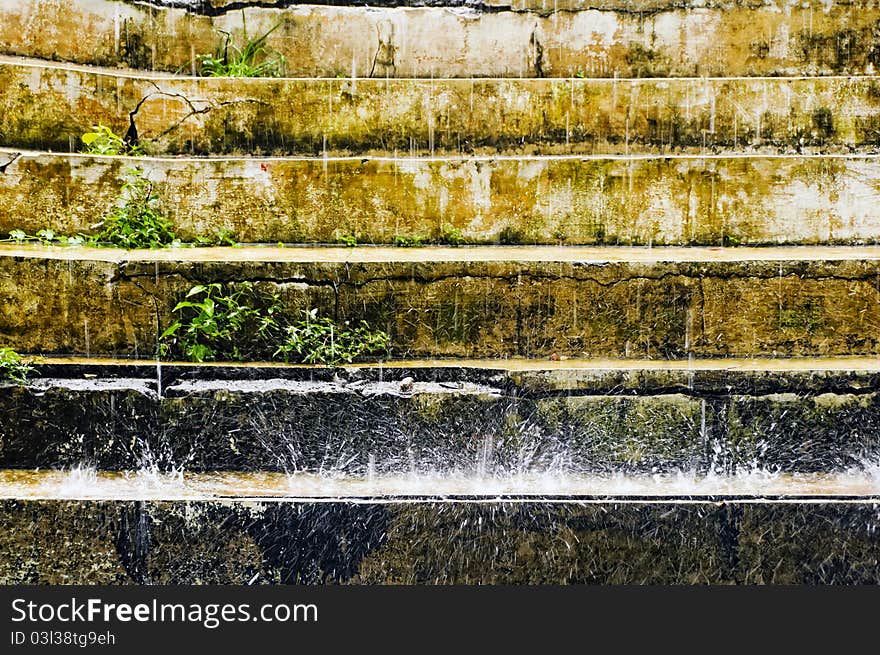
[
  {"left": 9, "top": 54, "right": 880, "bottom": 82},
  {"left": 4, "top": 243, "right": 880, "bottom": 263},
  {"left": 19, "top": 354, "right": 880, "bottom": 372}
]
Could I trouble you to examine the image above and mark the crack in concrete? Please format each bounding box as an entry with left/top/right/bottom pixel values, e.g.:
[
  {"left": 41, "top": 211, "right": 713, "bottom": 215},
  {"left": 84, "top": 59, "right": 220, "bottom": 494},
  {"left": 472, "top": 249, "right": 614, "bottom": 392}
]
[
  {"left": 127, "top": 81, "right": 270, "bottom": 147},
  {"left": 110, "top": 265, "right": 880, "bottom": 291}
]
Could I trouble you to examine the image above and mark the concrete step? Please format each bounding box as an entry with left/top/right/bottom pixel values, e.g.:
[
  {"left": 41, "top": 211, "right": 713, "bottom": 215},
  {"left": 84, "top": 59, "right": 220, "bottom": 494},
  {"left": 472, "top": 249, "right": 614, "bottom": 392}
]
[
  {"left": 3, "top": 244, "right": 880, "bottom": 359},
  {"left": 6, "top": 149, "right": 880, "bottom": 245},
  {"left": 3, "top": 358, "right": 880, "bottom": 473},
  {"left": 5, "top": 57, "right": 880, "bottom": 156},
  {"left": 3, "top": 0, "right": 880, "bottom": 77},
  {"left": 0, "top": 494, "right": 878, "bottom": 583}
]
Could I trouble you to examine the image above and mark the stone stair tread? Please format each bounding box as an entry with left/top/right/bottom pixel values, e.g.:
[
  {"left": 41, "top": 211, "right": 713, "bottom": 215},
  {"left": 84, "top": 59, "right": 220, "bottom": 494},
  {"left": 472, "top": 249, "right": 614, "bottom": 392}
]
[
  {"left": 5, "top": 242, "right": 880, "bottom": 263},
  {"left": 23, "top": 354, "right": 880, "bottom": 371},
  {"left": 8, "top": 53, "right": 880, "bottom": 82},
  {"left": 1, "top": 468, "right": 879, "bottom": 501}
]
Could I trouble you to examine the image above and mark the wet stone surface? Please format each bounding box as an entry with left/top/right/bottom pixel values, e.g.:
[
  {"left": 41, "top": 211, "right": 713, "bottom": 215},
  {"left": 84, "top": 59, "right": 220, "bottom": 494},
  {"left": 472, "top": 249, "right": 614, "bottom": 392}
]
[
  {"left": 3, "top": 364, "right": 880, "bottom": 473},
  {"left": 1, "top": 499, "right": 878, "bottom": 584}
]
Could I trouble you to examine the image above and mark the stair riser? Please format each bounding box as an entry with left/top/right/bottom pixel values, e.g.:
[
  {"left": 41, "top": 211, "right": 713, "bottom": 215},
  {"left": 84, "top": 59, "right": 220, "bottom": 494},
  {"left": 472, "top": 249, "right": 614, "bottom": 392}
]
[
  {"left": 4, "top": 0, "right": 880, "bottom": 77},
  {"left": 5, "top": 62, "right": 880, "bottom": 155},
  {"left": 1, "top": 499, "right": 878, "bottom": 584},
  {"left": 4, "top": 254, "right": 880, "bottom": 358},
  {"left": 2, "top": 377, "right": 879, "bottom": 472},
  {"left": 7, "top": 152, "right": 880, "bottom": 245}
]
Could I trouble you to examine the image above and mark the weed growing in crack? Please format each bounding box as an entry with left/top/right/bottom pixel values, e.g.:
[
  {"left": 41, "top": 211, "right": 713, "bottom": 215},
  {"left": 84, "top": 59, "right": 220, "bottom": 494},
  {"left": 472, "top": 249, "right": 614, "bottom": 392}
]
[
  {"left": 198, "top": 13, "right": 286, "bottom": 78},
  {"left": 81, "top": 124, "right": 142, "bottom": 156},
  {"left": 0, "top": 348, "right": 33, "bottom": 384},
  {"left": 435, "top": 223, "right": 466, "bottom": 246},
  {"left": 160, "top": 284, "right": 389, "bottom": 364},
  {"left": 210, "top": 227, "right": 239, "bottom": 247},
  {"left": 393, "top": 234, "right": 427, "bottom": 247},
  {"left": 89, "top": 168, "right": 178, "bottom": 248}
]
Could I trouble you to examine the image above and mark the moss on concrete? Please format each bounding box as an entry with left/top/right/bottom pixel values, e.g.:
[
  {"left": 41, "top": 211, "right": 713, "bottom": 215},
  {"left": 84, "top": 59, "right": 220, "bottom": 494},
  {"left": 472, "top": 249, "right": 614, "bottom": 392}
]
[
  {"left": 4, "top": 251, "right": 880, "bottom": 360},
  {"left": 6, "top": 152, "right": 880, "bottom": 245},
  {"left": 5, "top": 1, "right": 880, "bottom": 77},
  {"left": 5, "top": 61, "right": 880, "bottom": 156}
]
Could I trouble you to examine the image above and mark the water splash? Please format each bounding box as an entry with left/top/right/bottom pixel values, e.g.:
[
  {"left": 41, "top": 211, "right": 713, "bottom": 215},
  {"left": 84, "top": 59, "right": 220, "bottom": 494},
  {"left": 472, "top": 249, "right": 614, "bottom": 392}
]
[{"left": 3, "top": 460, "right": 879, "bottom": 501}]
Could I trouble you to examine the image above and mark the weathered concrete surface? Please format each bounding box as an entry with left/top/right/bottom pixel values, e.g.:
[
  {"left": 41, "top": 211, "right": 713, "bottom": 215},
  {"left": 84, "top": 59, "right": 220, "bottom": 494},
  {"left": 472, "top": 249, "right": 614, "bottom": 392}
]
[
  {"left": 0, "top": 499, "right": 878, "bottom": 584},
  {"left": 4, "top": 0, "right": 880, "bottom": 77},
  {"left": 4, "top": 245, "right": 880, "bottom": 359},
  {"left": 8, "top": 150, "right": 880, "bottom": 245},
  {"left": 112, "top": 0, "right": 867, "bottom": 11},
  {"left": 4, "top": 361, "right": 880, "bottom": 472},
  {"left": 5, "top": 59, "right": 880, "bottom": 156}
]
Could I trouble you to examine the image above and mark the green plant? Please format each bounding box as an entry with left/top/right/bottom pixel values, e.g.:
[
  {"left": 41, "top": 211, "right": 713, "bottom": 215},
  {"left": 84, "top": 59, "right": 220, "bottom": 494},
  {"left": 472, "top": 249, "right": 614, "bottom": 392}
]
[
  {"left": 435, "top": 223, "right": 465, "bottom": 246},
  {"left": 2, "top": 229, "right": 84, "bottom": 246},
  {"left": 160, "top": 282, "right": 281, "bottom": 362},
  {"left": 196, "top": 227, "right": 238, "bottom": 247},
  {"left": 275, "top": 309, "right": 389, "bottom": 365},
  {"left": 198, "top": 13, "right": 286, "bottom": 78},
  {"left": 81, "top": 124, "right": 142, "bottom": 156},
  {"left": 90, "top": 168, "right": 177, "bottom": 248},
  {"left": 0, "top": 348, "right": 33, "bottom": 384},
  {"left": 393, "top": 234, "right": 426, "bottom": 247},
  {"left": 160, "top": 285, "right": 389, "bottom": 364},
  {"left": 213, "top": 227, "right": 238, "bottom": 247},
  {"left": 337, "top": 234, "right": 358, "bottom": 247},
  {"left": 36, "top": 229, "right": 56, "bottom": 245}
]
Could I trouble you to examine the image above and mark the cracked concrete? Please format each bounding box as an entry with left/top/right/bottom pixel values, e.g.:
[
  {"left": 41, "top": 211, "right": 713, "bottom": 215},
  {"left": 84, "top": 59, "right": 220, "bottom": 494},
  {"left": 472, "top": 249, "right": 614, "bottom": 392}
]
[{"left": 7, "top": 57, "right": 880, "bottom": 157}]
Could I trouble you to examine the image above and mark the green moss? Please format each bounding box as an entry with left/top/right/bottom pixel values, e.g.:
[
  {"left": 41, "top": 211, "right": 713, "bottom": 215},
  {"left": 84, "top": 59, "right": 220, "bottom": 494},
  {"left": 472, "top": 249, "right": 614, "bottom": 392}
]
[{"left": 779, "top": 299, "right": 825, "bottom": 334}]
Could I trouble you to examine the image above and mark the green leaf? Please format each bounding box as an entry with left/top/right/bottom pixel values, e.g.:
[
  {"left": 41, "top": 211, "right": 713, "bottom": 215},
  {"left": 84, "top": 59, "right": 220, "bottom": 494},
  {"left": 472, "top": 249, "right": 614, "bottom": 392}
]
[{"left": 160, "top": 321, "right": 182, "bottom": 339}]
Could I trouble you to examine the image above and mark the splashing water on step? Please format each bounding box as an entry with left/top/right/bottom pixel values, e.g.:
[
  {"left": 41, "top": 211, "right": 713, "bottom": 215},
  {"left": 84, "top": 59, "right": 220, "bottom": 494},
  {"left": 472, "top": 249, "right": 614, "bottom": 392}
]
[{"left": 2, "top": 461, "right": 879, "bottom": 501}]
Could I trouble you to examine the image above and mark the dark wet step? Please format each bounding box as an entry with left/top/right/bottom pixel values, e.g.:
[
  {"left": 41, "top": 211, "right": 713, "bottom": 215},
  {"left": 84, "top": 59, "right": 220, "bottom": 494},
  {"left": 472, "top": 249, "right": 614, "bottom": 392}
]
[
  {"left": 4, "top": 358, "right": 880, "bottom": 473},
  {"left": 5, "top": 56, "right": 880, "bottom": 156},
  {"left": 4, "top": 0, "right": 880, "bottom": 77},
  {"left": 8, "top": 149, "right": 880, "bottom": 246},
  {"left": 1, "top": 493, "right": 879, "bottom": 583},
  {"left": 5, "top": 244, "right": 880, "bottom": 360}
]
